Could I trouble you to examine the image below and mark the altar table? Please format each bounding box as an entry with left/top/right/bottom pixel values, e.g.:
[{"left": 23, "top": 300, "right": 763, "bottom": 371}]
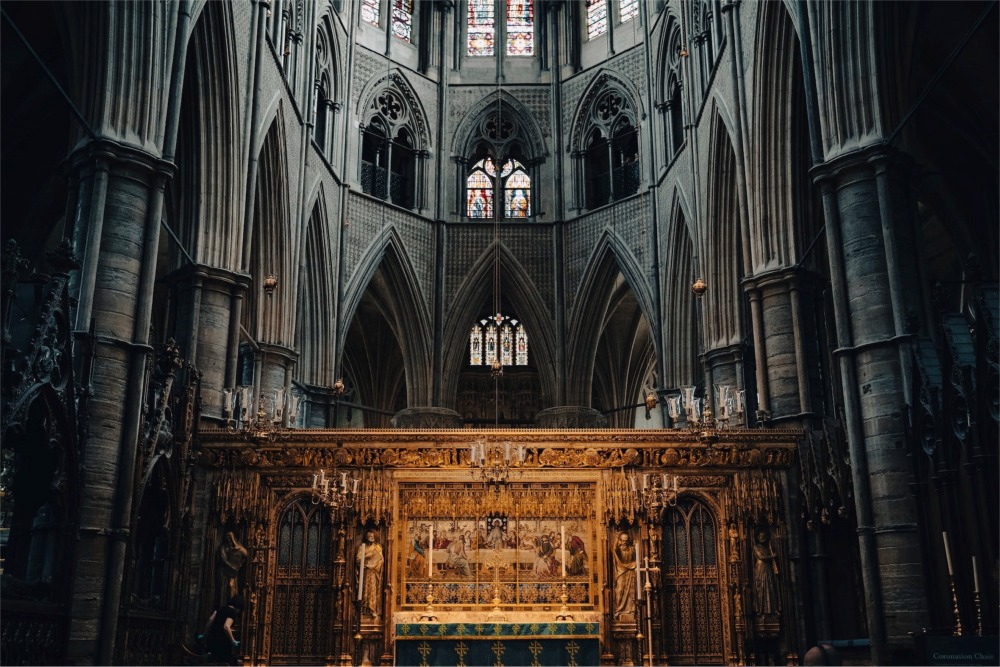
[{"left": 394, "top": 621, "right": 600, "bottom": 666}]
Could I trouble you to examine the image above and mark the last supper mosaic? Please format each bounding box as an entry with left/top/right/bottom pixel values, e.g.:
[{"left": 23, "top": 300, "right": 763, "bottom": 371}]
[{"left": 396, "top": 482, "right": 599, "bottom": 609}]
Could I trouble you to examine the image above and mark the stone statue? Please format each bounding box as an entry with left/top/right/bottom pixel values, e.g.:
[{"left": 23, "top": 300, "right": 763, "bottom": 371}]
[
  {"left": 356, "top": 529, "right": 384, "bottom": 619},
  {"left": 612, "top": 531, "right": 637, "bottom": 621},
  {"left": 218, "top": 531, "right": 248, "bottom": 601},
  {"left": 752, "top": 529, "right": 780, "bottom": 615}
]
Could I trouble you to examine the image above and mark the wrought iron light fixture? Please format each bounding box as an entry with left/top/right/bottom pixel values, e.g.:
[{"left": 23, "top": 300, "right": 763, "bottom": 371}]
[
  {"left": 221, "top": 386, "right": 300, "bottom": 442},
  {"left": 631, "top": 471, "right": 682, "bottom": 522},
  {"left": 311, "top": 468, "right": 360, "bottom": 510},
  {"left": 469, "top": 437, "right": 526, "bottom": 486}
]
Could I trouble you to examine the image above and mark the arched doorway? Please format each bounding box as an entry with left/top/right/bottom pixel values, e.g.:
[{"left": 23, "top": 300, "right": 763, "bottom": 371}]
[
  {"left": 661, "top": 497, "right": 725, "bottom": 665},
  {"left": 267, "top": 497, "right": 334, "bottom": 665}
]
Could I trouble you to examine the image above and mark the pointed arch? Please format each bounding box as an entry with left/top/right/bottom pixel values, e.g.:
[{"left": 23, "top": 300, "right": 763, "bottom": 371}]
[
  {"left": 566, "top": 232, "right": 658, "bottom": 404},
  {"left": 356, "top": 68, "right": 432, "bottom": 150},
  {"left": 440, "top": 242, "right": 557, "bottom": 408},
  {"left": 245, "top": 108, "right": 294, "bottom": 346},
  {"left": 452, "top": 90, "right": 548, "bottom": 161},
  {"left": 569, "top": 69, "right": 644, "bottom": 152},
  {"left": 295, "top": 186, "right": 336, "bottom": 387},
  {"left": 703, "top": 109, "right": 743, "bottom": 350},
  {"left": 749, "top": 0, "right": 812, "bottom": 272},
  {"left": 661, "top": 189, "right": 699, "bottom": 388},
  {"left": 338, "top": 227, "right": 434, "bottom": 407},
  {"left": 170, "top": 0, "right": 242, "bottom": 270}
]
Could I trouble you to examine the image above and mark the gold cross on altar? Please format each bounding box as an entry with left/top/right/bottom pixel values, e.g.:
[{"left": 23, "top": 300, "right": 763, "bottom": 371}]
[{"left": 486, "top": 548, "right": 509, "bottom": 608}]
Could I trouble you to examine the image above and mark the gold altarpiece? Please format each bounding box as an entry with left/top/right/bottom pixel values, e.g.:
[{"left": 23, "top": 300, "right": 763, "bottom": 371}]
[{"left": 199, "top": 428, "right": 800, "bottom": 666}]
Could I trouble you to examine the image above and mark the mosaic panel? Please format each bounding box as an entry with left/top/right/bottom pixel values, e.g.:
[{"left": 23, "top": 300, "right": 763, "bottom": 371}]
[{"left": 396, "top": 482, "right": 598, "bottom": 610}]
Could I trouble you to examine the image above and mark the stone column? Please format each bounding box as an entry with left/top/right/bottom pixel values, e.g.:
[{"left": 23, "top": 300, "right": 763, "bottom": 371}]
[
  {"left": 65, "top": 141, "right": 175, "bottom": 665},
  {"left": 814, "top": 147, "right": 928, "bottom": 656},
  {"left": 168, "top": 264, "right": 251, "bottom": 420}
]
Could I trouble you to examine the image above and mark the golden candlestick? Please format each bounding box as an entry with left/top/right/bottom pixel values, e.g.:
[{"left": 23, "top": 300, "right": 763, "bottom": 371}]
[
  {"left": 418, "top": 580, "right": 438, "bottom": 622},
  {"left": 556, "top": 577, "right": 573, "bottom": 620}
]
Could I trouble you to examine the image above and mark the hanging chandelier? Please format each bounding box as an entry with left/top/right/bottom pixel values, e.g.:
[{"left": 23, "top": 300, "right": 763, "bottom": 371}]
[
  {"left": 311, "top": 468, "right": 360, "bottom": 510},
  {"left": 469, "top": 437, "right": 526, "bottom": 486}
]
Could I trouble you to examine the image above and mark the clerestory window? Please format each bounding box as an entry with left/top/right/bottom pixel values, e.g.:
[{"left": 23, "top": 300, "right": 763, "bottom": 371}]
[{"left": 468, "top": 0, "right": 535, "bottom": 57}]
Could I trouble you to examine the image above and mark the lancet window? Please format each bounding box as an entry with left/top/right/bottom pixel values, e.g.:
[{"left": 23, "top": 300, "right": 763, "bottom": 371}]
[
  {"left": 468, "top": 0, "right": 534, "bottom": 57},
  {"left": 466, "top": 157, "right": 531, "bottom": 219},
  {"left": 470, "top": 314, "right": 528, "bottom": 367},
  {"left": 361, "top": 0, "right": 380, "bottom": 26},
  {"left": 391, "top": 0, "right": 414, "bottom": 42},
  {"left": 587, "top": 0, "right": 608, "bottom": 39},
  {"left": 661, "top": 21, "right": 685, "bottom": 162}
]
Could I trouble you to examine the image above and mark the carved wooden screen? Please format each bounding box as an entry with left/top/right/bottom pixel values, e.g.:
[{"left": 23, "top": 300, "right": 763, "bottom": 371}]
[
  {"left": 661, "top": 497, "right": 724, "bottom": 665},
  {"left": 269, "top": 499, "right": 333, "bottom": 664}
]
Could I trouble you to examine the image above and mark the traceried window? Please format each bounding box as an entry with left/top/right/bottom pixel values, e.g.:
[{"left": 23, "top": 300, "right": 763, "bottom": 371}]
[
  {"left": 392, "top": 0, "right": 414, "bottom": 42},
  {"left": 468, "top": 0, "right": 534, "bottom": 56},
  {"left": 620, "top": 0, "right": 638, "bottom": 23},
  {"left": 470, "top": 314, "right": 528, "bottom": 367},
  {"left": 468, "top": 0, "right": 496, "bottom": 55},
  {"left": 361, "top": 0, "right": 379, "bottom": 26},
  {"left": 587, "top": 0, "right": 608, "bottom": 39},
  {"left": 465, "top": 158, "right": 531, "bottom": 219},
  {"left": 582, "top": 89, "right": 640, "bottom": 209},
  {"left": 360, "top": 87, "right": 423, "bottom": 210}
]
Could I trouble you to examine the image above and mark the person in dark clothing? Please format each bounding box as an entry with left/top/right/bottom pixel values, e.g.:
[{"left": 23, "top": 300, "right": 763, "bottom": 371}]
[{"left": 199, "top": 595, "right": 244, "bottom": 666}]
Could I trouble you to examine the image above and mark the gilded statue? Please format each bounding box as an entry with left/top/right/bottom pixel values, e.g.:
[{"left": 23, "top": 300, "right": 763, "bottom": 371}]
[
  {"left": 218, "top": 531, "right": 248, "bottom": 601},
  {"left": 752, "top": 528, "right": 780, "bottom": 615},
  {"left": 612, "top": 531, "right": 637, "bottom": 621},
  {"left": 356, "top": 529, "right": 384, "bottom": 619}
]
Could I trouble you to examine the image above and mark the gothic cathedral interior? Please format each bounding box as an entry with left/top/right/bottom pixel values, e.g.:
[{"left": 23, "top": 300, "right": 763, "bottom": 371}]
[{"left": 1, "top": 1, "right": 997, "bottom": 665}]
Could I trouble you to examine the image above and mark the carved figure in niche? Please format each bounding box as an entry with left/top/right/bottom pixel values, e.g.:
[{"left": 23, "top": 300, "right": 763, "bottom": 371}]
[
  {"left": 356, "top": 529, "right": 384, "bottom": 619},
  {"left": 729, "top": 523, "right": 740, "bottom": 562},
  {"left": 566, "top": 535, "right": 588, "bottom": 576},
  {"left": 218, "top": 531, "right": 248, "bottom": 601},
  {"left": 612, "top": 531, "right": 637, "bottom": 620},
  {"left": 752, "top": 528, "right": 780, "bottom": 615}
]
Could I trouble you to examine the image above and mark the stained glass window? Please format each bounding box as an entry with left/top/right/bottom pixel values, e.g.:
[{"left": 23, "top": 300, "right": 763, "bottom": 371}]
[
  {"left": 587, "top": 0, "right": 608, "bottom": 39},
  {"left": 361, "top": 0, "right": 380, "bottom": 26},
  {"left": 466, "top": 169, "right": 493, "bottom": 218},
  {"left": 467, "top": 158, "right": 531, "bottom": 220},
  {"left": 500, "top": 324, "right": 513, "bottom": 366},
  {"left": 506, "top": 0, "right": 534, "bottom": 56},
  {"left": 505, "top": 169, "right": 531, "bottom": 218},
  {"left": 485, "top": 324, "right": 498, "bottom": 365},
  {"left": 392, "top": 0, "right": 414, "bottom": 42},
  {"left": 468, "top": 0, "right": 495, "bottom": 56},
  {"left": 620, "top": 0, "right": 638, "bottom": 23},
  {"left": 470, "top": 315, "right": 529, "bottom": 367},
  {"left": 470, "top": 324, "right": 483, "bottom": 365},
  {"left": 515, "top": 324, "right": 528, "bottom": 365}
]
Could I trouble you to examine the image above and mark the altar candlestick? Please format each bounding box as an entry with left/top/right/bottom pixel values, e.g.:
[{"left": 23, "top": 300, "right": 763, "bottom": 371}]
[
  {"left": 973, "top": 556, "right": 980, "bottom": 593},
  {"left": 943, "top": 531, "right": 954, "bottom": 575},
  {"left": 312, "top": 473, "right": 318, "bottom": 489},
  {"left": 428, "top": 525, "right": 434, "bottom": 578},
  {"left": 353, "top": 478, "right": 360, "bottom": 494},
  {"left": 341, "top": 471, "right": 348, "bottom": 491},
  {"left": 358, "top": 542, "right": 366, "bottom": 601},
  {"left": 561, "top": 525, "right": 567, "bottom": 577}
]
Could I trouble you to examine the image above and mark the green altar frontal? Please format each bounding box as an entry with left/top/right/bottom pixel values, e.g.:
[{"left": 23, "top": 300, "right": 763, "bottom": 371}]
[{"left": 395, "top": 622, "right": 601, "bottom": 666}]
